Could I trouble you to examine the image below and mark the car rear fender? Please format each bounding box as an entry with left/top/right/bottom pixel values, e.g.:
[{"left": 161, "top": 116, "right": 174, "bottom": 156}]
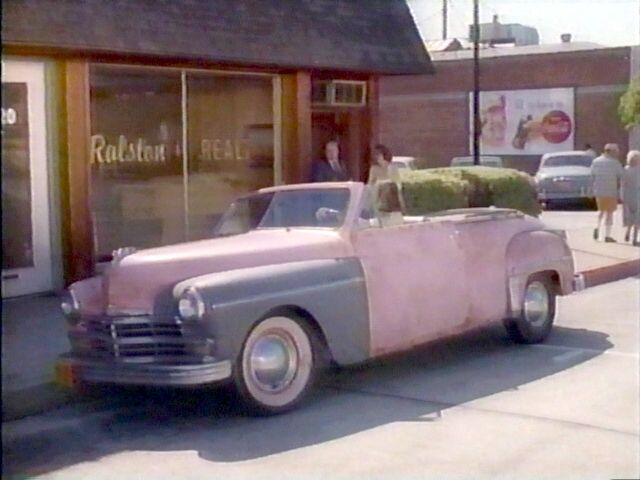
[{"left": 505, "top": 230, "right": 575, "bottom": 317}]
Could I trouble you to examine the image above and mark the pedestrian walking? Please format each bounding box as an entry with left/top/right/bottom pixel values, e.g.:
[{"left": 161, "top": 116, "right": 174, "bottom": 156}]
[
  {"left": 590, "top": 143, "right": 624, "bottom": 242},
  {"left": 311, "top": 140, "right": 350, "bottom": 182},
  {"left": 622, "top": 150, "right": 640, "bottom": 246}
]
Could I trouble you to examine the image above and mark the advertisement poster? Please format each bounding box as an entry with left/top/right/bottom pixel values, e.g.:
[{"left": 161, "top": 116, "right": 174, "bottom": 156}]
[{"left": 470, "top": 88, "right": 575, "bottom": 155}]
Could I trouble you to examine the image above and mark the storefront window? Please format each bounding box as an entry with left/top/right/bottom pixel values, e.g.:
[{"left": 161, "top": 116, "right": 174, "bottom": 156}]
[
  {"left": 89, "top": 66, "right": 276, "bottom": 260},
  {"left": 90, "top": 66, "right": 183, "bottom": 260},
  {"left": 186, "top": 73, "right": 274, "bottom": 240}
]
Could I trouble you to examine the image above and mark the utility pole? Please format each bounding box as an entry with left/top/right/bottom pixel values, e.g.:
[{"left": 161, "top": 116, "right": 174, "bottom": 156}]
[
  {"left": 472, "top": 0, "right": 480, "bottom": 165},
  {"left": 442, "top": 0, "right": 448, "bottom": 40}
]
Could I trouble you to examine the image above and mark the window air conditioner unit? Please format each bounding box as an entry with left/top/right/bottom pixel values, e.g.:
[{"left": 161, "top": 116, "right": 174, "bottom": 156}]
[{"left": 312, "top": 80, "right": 367, "bottom": 107}]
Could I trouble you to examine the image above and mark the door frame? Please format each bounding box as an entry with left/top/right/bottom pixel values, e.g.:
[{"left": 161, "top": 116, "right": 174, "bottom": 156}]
[
  {"left": 311, "top": 109, "right": 368, "bottom": 182},
  {"left": 2, "top": 58, "right": 53, "bottom": 297}
]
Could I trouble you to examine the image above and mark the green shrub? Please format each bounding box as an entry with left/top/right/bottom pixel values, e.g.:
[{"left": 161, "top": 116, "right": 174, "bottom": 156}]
[
  {"left": 428, "top": 167, "right": 492, "bottom": 207},
  {"left": 400, "top": 166, "right": 541, "bottom": 217},
  {"left": 400, "top": 170, "right": 468, "bottom": 215},
  {"left": 488, "top": 171, "right": 541, "bottom": 217}
]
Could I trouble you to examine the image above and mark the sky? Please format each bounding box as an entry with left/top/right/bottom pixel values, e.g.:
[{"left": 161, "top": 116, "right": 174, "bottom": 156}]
[{"left": 407, "top": 0, "right": 640, "bottom": 46}]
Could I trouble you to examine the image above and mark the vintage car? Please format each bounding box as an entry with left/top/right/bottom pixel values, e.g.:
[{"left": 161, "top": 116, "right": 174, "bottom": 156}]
[
  {"left": 57, "top": 181, "right": 577, "bottom": 415},
  {"left": 535, "top": 150, "right": 596, "bottom": 206}
]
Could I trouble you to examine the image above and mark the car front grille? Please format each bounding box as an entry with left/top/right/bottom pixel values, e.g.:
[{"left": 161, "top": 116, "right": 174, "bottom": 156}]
[{"left": 76, "top": 315, "right": 195, "bottom": 362}]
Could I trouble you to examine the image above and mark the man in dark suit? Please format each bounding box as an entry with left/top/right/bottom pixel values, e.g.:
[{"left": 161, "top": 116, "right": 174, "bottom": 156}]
[{"left": 311, "top": 140, "right": 350, "bottom": 182}]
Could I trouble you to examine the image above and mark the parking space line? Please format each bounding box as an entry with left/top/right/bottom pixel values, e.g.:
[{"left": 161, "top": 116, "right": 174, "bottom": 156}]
[
  {"left": 530, "top": 342, "right": 639, "bottom": 359},
  {"left": 550, "top": 349, "right": 589, "bottom": 363},
  {"left": 326, "top": 385, "right": 640, "bottom": 438}
]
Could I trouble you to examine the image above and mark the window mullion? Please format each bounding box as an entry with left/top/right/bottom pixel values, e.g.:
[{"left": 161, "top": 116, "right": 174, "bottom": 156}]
[{"left": 181, "top": 70, "right": 190, "bottom": 240}]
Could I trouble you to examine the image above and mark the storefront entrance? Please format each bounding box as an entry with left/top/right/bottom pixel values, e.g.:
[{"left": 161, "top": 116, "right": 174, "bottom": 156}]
[
  {"left": 311, "top": 110, "right": 369, "bottom": 182},
  {"left": 2, "top": 59, "right": 53, "bottom": 298}
]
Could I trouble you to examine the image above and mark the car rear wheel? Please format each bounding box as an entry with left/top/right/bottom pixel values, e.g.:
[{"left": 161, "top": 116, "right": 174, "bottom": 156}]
[
  {"left": 234, "top": 315, "right": 318, "bottom": 415},
  {"left": 504, "top": 273, "right": 556, "bottom": 344}
]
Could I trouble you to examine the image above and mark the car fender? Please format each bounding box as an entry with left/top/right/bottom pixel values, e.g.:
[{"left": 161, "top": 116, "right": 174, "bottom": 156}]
[
  {"left": 505, "top": 230, "right": 575, "bottom": 317},
  {"left": 173, "top": 258, "right": 370, "bottom": 366}
]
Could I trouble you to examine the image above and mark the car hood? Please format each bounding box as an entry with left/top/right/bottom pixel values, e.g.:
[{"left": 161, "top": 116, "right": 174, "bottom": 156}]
[
  {"left": 537, "top": 166, "right": 591, "bottom": 178},
  {"left": 95, "top": 229, "right": 351, "bottom": 314}
]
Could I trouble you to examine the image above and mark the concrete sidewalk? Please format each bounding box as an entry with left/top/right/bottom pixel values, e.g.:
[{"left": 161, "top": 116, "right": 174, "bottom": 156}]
[
  {"left": 540, "top": 208, "right": 640, "bottom": 288},
  {"left": 1, "top": 294, "right": 73, "bottom": 421},
  {"left": 2, "top": 211, "right": 639, "bottom": 421}
]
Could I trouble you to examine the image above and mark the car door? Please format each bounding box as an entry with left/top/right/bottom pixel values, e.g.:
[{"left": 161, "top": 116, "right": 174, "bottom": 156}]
[
  {"left": 449, "top": 215, "right": 520, "bottom": 324},
  {"left": 351, "top": 218, "right": 469, "bottom": 356}
]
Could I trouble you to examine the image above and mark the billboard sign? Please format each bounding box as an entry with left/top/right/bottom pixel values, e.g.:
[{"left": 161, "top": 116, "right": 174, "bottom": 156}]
[{"left": 470, "top": 88, "right": 574, "bottom": 155}]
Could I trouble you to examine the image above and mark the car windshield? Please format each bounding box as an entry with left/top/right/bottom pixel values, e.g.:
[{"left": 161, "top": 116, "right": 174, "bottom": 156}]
[
  {"left": 213, "top": 188, "right": 350, "bottom": 236},
  {"left": 542, "top": 155, "right": 594, "bottom": 168}
]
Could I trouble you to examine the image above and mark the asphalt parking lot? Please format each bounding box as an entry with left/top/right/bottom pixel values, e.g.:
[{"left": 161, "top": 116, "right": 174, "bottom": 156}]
[{"left": 3, "top": 276, "right": 639, "bottom": 480}]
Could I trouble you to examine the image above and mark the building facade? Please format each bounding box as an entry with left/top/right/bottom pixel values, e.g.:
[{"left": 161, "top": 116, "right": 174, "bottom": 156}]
[
  {"left": 1, "top": 0, "right": 432, "bottom": 298},
  {"left": 380, "top": 43, "right": 633, "bottom": 173}
]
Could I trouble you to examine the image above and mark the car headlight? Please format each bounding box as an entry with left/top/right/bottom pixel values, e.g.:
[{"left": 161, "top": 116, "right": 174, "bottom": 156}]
[
  {"left": 60, "top": 290, "right": 80, "bottom": 324},
  {"left": 178, "top": 287, "right": 205, "bottom": 321}
]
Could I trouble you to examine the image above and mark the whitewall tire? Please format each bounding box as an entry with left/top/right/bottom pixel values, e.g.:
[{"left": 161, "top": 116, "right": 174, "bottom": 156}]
[
  {"left": 234, "top": 315, "right": 317, "bottom": 415},
  {"left": 504, "top": 273, "right": 556, "bottom": 344}
]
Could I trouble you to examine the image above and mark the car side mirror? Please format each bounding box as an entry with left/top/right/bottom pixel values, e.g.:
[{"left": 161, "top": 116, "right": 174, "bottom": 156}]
[{"left": 315, "top": 207, "right": 342, "bottom": 226}]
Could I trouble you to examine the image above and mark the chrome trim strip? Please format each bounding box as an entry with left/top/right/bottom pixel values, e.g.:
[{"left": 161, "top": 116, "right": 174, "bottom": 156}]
[{"left": 106, "top": 307, "right": 150, "bottom": 316}]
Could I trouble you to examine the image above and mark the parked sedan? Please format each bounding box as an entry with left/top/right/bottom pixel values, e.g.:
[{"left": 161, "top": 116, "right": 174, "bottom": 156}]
[
  {"left": 451, "top": 155, "right": 504, "bottom": 167},
  {"left": 57, "top": 182, "right": 577, "bottom": 415},
  {"left": 536, "top": 151, "right": 596, "bottom": 206},
  {"left": 391, "top": 156, "right": 417, "bottom": 170}
]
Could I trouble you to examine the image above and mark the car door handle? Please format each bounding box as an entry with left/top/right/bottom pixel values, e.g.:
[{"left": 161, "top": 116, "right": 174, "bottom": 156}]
[{"left": 2, "top": 273, "right": 19, "bottom": 280}]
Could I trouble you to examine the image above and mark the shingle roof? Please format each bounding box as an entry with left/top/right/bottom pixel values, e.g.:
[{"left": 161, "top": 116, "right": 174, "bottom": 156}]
[{"left": 2, "top": 0, "right": 433, "bottom": 75}]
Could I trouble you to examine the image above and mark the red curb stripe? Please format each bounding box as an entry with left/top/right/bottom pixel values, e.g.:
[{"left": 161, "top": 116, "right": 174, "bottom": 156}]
[{"left": 579, "top": 259, "right": 640, "bottom": 289}]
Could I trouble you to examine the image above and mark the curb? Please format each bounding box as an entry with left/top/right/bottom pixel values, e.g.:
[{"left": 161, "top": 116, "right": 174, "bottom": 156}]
[
  {"left": 580, "top": 259, "right": 640, "bottom": 289},
  {"left": 2, "top": 383, "right": 77, "bottom": 422}
]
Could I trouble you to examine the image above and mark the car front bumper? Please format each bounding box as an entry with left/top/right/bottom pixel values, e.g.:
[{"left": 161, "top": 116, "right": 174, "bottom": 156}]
[{"left": 55, "top": 354, "right": 232, "bottom": 388}]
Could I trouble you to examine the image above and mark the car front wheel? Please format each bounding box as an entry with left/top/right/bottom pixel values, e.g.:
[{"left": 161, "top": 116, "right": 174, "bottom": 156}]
[
  {"left": 234, "top": 315, "right": 317, "bottom": 415},
  {"left": 504, "top": 273, "right": 556, "bottom": 344}
]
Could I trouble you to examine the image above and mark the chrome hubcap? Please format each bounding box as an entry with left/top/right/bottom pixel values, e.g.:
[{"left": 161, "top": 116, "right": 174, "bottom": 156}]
[
  {"left": 249, "top": 332, "right": 297, "bottom": 393},
  {"left": 523, "top": 281, "right": 549, "bottom": 327}
]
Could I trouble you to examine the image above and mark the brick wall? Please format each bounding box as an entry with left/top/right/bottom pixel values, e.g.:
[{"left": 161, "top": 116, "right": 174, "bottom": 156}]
[{"left": 380, "top": 46, "right": 631, "bottom": 173}]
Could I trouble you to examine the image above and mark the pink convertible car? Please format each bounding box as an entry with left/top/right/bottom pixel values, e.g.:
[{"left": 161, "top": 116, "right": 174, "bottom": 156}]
[{"left": 57, "top": 182, "right": 576, "bottom": 414}]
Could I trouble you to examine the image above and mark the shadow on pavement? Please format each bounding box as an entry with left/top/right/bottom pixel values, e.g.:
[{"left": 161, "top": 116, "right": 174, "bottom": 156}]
[{"left": 2, "top": 324, "right": 613, "bottom": 476}]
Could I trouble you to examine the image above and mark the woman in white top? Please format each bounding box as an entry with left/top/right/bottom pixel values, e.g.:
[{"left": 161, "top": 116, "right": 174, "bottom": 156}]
[
  {"left": 622, "top": 150, "right": 640, "bottom": 246},
  {"left": 367, "top": 144, "right": 404, "bottom": 225},
  {"left": 368, "top": 144, "right": 400, "bottom": 186}
]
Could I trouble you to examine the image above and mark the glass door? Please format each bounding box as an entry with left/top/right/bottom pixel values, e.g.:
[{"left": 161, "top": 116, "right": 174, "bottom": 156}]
[{"left": 2, "top": 59, "right": 52, "bottom": 297}]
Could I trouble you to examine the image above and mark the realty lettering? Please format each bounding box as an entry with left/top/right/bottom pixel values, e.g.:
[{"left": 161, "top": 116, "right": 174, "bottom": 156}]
[
  {"left": 91, "top": 134, "right": 167, "bottom": 165},
  {"left": 200, "top": 139, "right": 250, "bottom": 162}
]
